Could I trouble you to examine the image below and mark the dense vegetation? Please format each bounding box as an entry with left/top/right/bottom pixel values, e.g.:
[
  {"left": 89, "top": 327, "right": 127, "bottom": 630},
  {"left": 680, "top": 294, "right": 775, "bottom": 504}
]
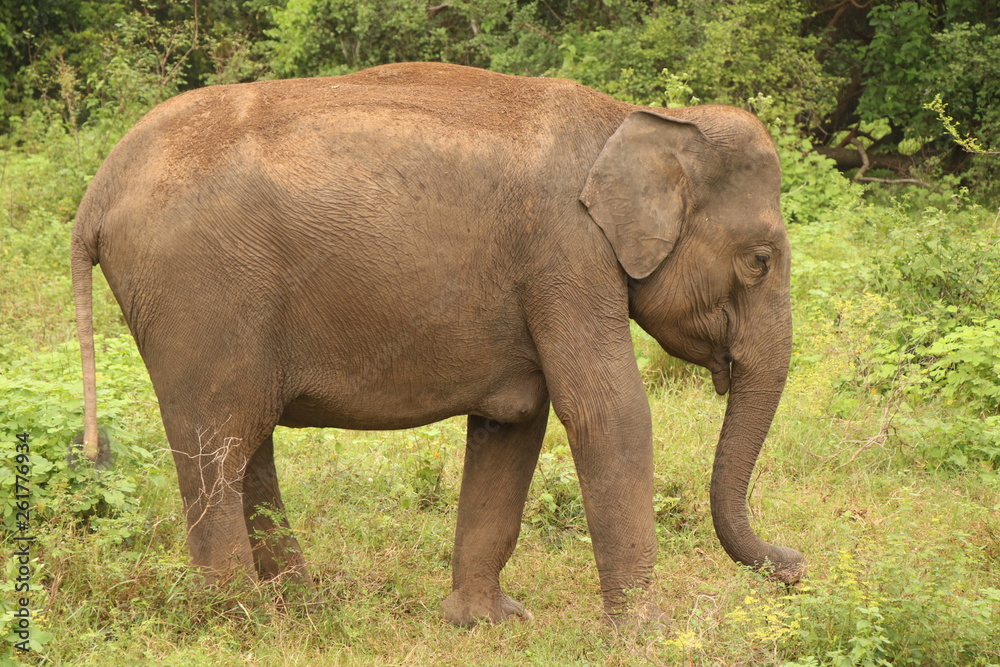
[{"left": 1, "top": 1, "right": 998, "bottom": 665}]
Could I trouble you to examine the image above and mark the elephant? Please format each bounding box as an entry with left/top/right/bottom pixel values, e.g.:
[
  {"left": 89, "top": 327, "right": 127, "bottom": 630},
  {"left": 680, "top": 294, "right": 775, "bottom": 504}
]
[{"left": 72, "top": 62, "right": 803, "bottom": 625}]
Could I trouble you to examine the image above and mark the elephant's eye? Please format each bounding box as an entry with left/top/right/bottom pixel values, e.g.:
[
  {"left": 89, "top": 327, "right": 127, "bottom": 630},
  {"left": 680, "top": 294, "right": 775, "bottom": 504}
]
[
  {"left": 743, "top": 248, "right": 773, "bottom": 285},
  {"left": 746, "top": 252, "right": 770, "bottom": 283}
]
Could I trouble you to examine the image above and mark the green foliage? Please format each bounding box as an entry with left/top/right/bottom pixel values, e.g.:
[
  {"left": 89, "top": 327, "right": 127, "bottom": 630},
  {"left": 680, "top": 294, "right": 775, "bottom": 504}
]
[
  {"left": 679, "top": 0, "right": 831, "bottom": 113},
  {"left": 774, "top": 128, "right": 861, "bottom": 225},
  {"left": 554, "top": 0, "right": 831, "bottom": 113},
  {"left": 527, "top": 445, "right": 586, "bottom": 540},
  {"left": 854, "top": 203, "right": 1000, "bottom": 397},
  {"left": 265, "top": 0, "right": 663, "bottom": 81},
  {"left": 2, "top": 0, "right": 271, "bottom": 139},
  {"left": 857, "top": 2, "right": 935, "bottom": 131},
  {"left": 0, "top": 555, "right": 55, "bottom": 654},
  {"left": 268, "top": 0, "right": 445, "bottom": 77},
  {"left": 815, "top": 0, "right": 1000, "bottom": 202},
  {"left": 748, "top": 95, "right": 862, "bottom": 225},
  {"left": 783, "top": 536, "right": 1000, "bottom": 666},
  {"left": 266, "top": 0, "right": 538, "bottom": 78},
  {"left": 0, "top": 337, "right": 158, "bottom": 525},
  {"left": 825, "top": 202, "right": 1000, "bottom": 471},
  {"left": 0, "top": 337, "right": 166, "bottom": 660},
  {"left": 859, "top": 3, "right": 1000, "bottom": 141},
  {"left": 922, "top": 319, "right": 1000, "bottom": 411},
  {"left": 3, "top": 0, "right": 998, "bottom": 201},
  {"left": 726, "top": 535, "right": 1000, "bottom": 667}
]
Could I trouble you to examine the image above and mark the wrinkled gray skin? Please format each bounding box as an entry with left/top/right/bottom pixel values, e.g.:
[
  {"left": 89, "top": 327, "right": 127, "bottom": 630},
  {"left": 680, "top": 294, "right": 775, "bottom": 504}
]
[{"left": 72, "top": 62, "right": 803, "bottom": 625}]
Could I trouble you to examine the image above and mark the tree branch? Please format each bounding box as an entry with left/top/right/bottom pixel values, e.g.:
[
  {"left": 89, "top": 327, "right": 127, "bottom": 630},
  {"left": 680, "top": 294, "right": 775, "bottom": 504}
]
[
  {"left": 853, "top": 176, "right": 938, "bottom": 188},
  {"left": 838, "top": 139, "right": 951, "bottom": 198},
  {"left": 816, "top": 146, "right": 915, "bottom": 173},
  {"left": 427, "top": 3, "right": 450, "bottom": 18},
  {"left": 849, "top": 138, "right": 871, "bottom": 180}
]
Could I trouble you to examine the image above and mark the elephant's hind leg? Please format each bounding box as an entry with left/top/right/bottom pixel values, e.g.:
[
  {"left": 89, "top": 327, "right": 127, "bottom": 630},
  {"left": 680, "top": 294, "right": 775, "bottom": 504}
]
[
  {"left": 242, "top": 434, "right": 312, "bottom": 591},
  {"left": 151, "top": 348, "right": 286, "bottom": 586},
  {"left": 161, "top": 409, "right": 263, "bottom": 584},
  {"left": 441, "top": 409, "right": 548, "bottom": 626}
]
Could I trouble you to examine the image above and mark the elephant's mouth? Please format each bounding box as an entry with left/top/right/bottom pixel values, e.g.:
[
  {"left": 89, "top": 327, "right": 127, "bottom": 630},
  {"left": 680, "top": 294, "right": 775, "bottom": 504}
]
[
  {"left": 709, "top": 306, "right": 733, "bottom": 395},
  {"left": 709, "top": 353, "right": 732, "bottom": 395}
]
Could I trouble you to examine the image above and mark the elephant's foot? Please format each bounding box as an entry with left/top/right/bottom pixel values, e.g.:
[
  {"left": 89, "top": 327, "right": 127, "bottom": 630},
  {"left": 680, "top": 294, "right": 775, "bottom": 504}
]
[{"left": 441, "top": 589, "right": 532, "bottom": 627}]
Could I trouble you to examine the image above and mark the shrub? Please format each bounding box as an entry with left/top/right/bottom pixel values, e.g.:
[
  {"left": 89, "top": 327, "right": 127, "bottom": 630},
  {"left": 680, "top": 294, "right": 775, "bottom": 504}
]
[
  {"left": 555, "top": 0, "right": 831, "bottom": 115},
  {"left": 0, "top": 337, "right": 160, "bottom": 528},
  {"left": 830, "top": 202, "right": 1000, "bottom": 470},
  {"left": 783, "top": 537, "right": 1000, "bottom": 666}
]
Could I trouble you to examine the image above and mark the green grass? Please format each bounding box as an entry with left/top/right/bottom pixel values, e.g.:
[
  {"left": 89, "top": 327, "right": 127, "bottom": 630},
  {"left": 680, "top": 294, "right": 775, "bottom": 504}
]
[{"left": 2, "top": 121, "right": 999, "bottom": 666}]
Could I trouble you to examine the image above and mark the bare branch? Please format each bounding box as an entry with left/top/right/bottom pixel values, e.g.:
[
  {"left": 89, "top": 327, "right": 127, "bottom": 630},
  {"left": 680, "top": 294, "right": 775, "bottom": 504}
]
[
  {"left": 427, "top": 3, "right": 450, "bottom": 18},
  {"left": 842, "top": 138, "right": 957, "bottom": 199},
  {"left": 816, "top": 146, "right": 915, "bottom": 173},
  {"left": 853, "top": 176, "right": 938, "bottom": 188},
  {"left": 849, "top": 138, "right": 871, "bottom": 181}
]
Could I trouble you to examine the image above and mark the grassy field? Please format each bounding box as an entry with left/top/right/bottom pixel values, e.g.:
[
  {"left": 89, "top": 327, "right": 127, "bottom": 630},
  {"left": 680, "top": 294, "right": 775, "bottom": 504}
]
[{"left": 2, "top": 116, "right": 999, "bottom": 666}]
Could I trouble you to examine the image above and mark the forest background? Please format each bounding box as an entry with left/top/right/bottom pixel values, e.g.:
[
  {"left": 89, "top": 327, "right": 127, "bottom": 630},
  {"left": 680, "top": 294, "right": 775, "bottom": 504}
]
[{"left": 1, "top": 1, "right": 998, "bottom": 665}]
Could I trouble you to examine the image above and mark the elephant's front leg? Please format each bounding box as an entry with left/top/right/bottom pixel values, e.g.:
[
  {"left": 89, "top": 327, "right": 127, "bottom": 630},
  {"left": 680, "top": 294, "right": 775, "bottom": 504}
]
[
  {"left": 536, "top": 320, "right": 658, "bottom": 616},
  {"left": 441, "top": 409, "right": 548, "bottom": 626},
  {"left": 563, "top": 397, "right": 657, "bottom": 615}
]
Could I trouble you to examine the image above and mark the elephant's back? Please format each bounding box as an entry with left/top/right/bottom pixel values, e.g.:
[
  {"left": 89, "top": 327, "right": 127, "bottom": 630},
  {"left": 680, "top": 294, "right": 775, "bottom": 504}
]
[
  {"left": 89, "top": 63, "right": 625, "bottom": 234},
  {"left": 121, "top": 63, "right": 627, "bottom": 171},
  {"left": 334, "top": 62, "right": 627, "bottom": 137}
]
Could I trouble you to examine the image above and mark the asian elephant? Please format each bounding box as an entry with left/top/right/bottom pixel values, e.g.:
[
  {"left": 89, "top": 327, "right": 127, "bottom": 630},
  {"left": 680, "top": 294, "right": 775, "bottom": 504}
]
[{"left": 72, "top": 62, "right": 803, "bottom": 625}]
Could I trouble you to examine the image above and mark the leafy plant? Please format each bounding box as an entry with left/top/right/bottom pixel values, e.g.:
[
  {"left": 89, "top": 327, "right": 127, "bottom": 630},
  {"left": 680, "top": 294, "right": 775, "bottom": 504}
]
[
  {"left": 828, "top": 202, "right": 1000, "bottom": 470},
  {"left": 774, "top": 126, "right": 861, "bottom": 225},
  {"left": 395, "top": 446, "right": 449, "bottom": 511},
  {"left": 527, "top": 446, "right": 586, "bottom": 541},
  {"left": 0, "top": 337, "right": 160, "bottom": 527},
  {"left": 266, "top": 0, "right": 513, "bottom": 77},
  {"left": 782, "top": 536, "right": 1000, "bottom": 666}
]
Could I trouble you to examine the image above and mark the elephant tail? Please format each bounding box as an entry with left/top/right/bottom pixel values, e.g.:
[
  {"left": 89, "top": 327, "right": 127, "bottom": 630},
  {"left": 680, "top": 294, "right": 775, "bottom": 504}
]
[{"left": 71, "top": 208, "right": 101, "bottom": 462}]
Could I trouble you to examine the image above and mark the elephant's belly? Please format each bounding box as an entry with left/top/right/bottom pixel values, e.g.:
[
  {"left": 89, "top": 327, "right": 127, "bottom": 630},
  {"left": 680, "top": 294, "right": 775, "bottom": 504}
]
[
  {"left": 277, "top": 396, "right": 458, "bottom": 430},
  {"left": 277, "top": 368, "right": 548, "bottom": 431}
]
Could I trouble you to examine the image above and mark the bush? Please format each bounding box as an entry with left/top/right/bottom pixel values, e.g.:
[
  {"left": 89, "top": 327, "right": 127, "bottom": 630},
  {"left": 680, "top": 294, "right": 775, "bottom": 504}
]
[
  {"left": 554, "top": 0, "right": 832, "bottom": 114},
  {"left": 783, "top": 537, "right": 1000, "bottom": 666},
  {"left": 722, "top": 536, "right": 1000, "bottom": 667},
  {"left": 0, "top": 337, "right": 169, "bottom": 659},
  {"left": 774, "top": 126, "right": 862, "bottom": 225},
  {"left": 829, "top": 201, "right": 1000, "bottom": 471},
  {"left": 266, "top": 0, "right": 521, "bottom": 77},
  {"left": 0, "top": 337, "right": 160, "bottom": 527}
]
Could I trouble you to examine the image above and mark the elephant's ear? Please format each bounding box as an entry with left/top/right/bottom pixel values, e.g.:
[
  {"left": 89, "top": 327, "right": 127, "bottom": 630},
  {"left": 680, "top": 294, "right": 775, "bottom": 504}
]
[{"left": 581, "top": 110, "right": 704, "bottom": 279}]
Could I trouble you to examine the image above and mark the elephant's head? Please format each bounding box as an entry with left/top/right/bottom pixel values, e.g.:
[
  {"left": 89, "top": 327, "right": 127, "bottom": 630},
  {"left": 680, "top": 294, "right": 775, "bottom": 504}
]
[{"left": 581, "top": 107, "right": 804, "bottom": 582}]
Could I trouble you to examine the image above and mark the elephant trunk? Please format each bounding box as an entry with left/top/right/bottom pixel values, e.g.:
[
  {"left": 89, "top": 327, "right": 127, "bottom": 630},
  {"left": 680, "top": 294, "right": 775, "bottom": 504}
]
[{"left": 710, "top": 314, "right": 804, "bottom": 583}]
